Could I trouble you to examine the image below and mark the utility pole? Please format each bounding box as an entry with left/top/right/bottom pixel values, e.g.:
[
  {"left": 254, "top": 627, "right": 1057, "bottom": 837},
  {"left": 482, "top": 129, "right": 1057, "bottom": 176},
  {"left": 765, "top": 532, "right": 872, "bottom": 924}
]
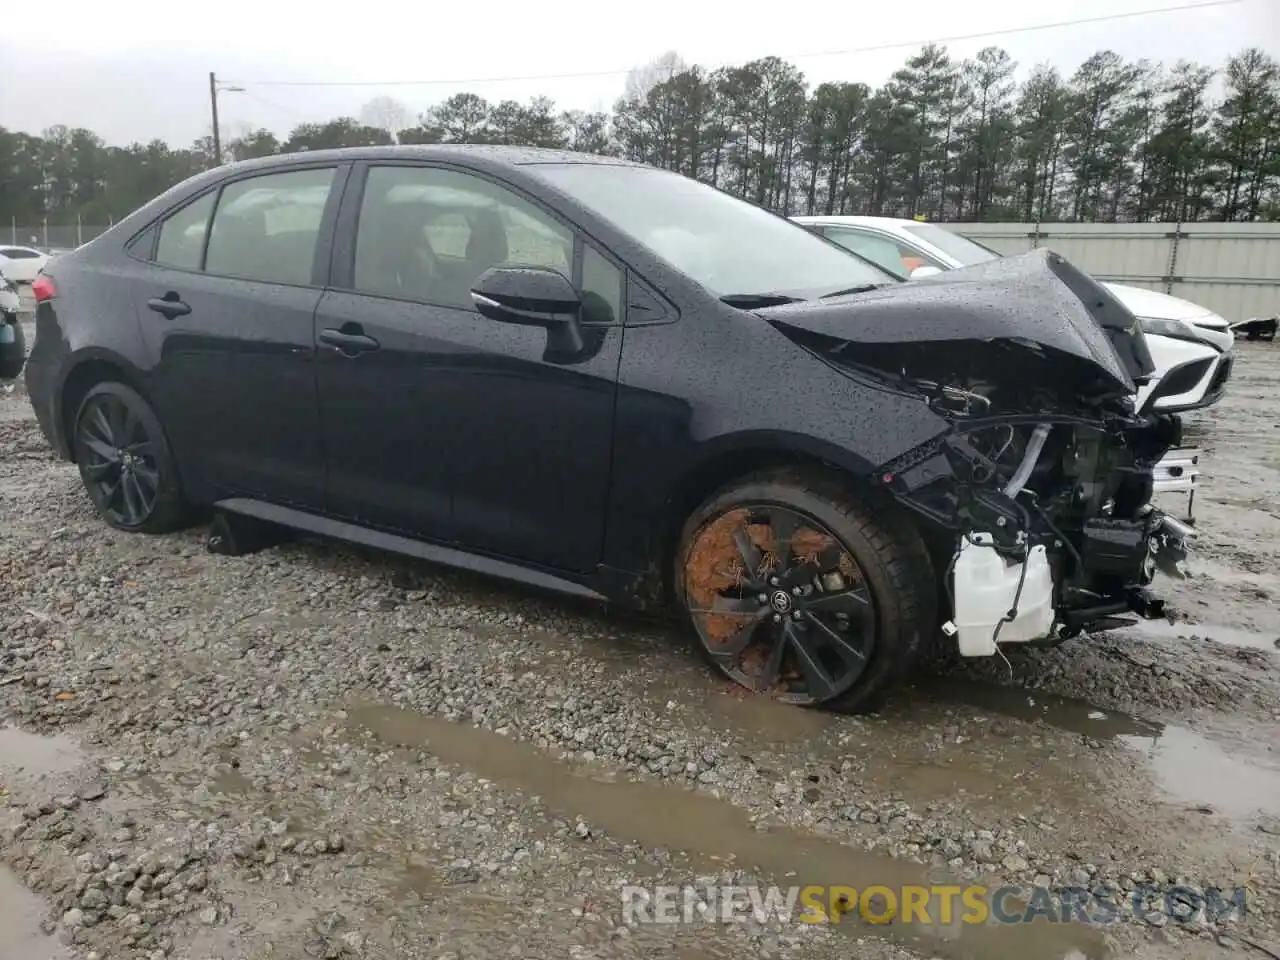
[{"left": 209, "top": 71, "right": 222, "bottom": 167}]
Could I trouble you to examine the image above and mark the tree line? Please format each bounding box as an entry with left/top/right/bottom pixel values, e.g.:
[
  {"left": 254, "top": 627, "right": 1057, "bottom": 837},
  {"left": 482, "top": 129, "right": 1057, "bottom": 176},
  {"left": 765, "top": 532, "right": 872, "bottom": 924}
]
[{"left": 2, "top": 44, "right": 1278, "bottom": 229}]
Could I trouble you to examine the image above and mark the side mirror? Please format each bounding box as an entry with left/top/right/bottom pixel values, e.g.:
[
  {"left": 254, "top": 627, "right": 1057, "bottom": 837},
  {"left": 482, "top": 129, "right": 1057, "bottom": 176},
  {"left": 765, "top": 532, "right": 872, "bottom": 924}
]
[
  {"left": 470, "top": 266, "right": 581, "bottom": 327},
  {"left": 909, "top": 265, "right": 943, "bottom": 280}
]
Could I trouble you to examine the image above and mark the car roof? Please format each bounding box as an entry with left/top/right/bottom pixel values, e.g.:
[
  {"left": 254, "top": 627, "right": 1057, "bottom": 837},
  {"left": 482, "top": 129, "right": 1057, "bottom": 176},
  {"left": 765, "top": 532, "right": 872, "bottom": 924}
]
[
  {"left": 216, "top": 144, "right": 646, "bottom": 178},
  {"left": 792, "top": 215, "right": 922, "bottom": 230}
]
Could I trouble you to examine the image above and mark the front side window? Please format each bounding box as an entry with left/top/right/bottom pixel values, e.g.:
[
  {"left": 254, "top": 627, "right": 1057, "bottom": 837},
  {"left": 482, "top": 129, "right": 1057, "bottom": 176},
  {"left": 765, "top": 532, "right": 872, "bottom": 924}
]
[
  {"left": 822, "top": 227, "right": 934, "bottom": 280},
  {"left": 353, "top": 165, "right": 573, "bottom": 310},
  {"left": 902, "top": 223, "right": 1002, "bottom": 267},
  {"left": 155, "top": 192, "right": 217, "bottom": 271},
  {"left": 528, "top": 164, "right": 896, "bottom": 301},
  {"left": 204, "top": 167, "right": 336, "bottom": 285}
]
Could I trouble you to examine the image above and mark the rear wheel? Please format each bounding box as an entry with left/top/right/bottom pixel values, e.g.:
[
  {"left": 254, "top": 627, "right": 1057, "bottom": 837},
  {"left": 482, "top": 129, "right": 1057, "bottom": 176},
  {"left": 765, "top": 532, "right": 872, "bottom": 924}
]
[
  {"left": 675, "top": 469, "right": 936, "bottom": 713},
  {"left": 71, "top": 382, "right": 194, "bottom": 533}
]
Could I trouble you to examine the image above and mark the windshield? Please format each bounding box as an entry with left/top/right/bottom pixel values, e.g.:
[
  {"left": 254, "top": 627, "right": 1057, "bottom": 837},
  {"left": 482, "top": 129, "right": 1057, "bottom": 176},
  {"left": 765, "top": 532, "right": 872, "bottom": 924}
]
[
  {"left": 902, "top": 223, "right": 1002, "bottom": 267},
  {"left": 530, "top": 164, "right": 896, "bottom": 299}
]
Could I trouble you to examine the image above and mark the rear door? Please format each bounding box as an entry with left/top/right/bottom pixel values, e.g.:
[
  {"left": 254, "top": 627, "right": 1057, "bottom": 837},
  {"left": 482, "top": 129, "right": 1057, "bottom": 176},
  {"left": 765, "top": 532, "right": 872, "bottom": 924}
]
[
  {"left": 132, "top": 163, "right": 347, "bottom": 508},
  {"left": 312, "top": 161, "right": 624, "bottom": 572}
]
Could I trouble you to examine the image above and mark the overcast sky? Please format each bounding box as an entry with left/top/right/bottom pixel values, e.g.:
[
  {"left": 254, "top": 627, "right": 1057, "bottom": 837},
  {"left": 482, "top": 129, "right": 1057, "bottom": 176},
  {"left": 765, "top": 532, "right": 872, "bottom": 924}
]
[{"left": 1, "top": 0, "right": 1276, "bottom": 147}]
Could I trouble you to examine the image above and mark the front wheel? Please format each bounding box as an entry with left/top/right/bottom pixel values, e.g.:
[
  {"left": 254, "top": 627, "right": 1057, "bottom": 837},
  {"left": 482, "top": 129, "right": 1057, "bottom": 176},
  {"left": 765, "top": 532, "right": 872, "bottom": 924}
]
[
  {"left": 71, "top": 381, "right": 194, "bottom": 534},
  {"left": 675, "top": 469, "right": 936, "bottom": 713}
]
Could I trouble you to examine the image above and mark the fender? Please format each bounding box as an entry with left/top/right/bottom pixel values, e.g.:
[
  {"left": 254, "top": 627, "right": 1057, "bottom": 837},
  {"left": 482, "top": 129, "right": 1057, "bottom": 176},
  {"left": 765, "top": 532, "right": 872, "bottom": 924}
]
[{"left": 49, "top": 347, "right": 154, "bottom": 461}]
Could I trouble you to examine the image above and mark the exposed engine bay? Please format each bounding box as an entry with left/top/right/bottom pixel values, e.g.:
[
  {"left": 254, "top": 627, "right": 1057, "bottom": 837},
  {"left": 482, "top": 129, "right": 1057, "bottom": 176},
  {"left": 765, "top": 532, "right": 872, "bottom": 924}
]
[
  {"left": 875, "top": 405, "right": 1192, "bottom": 654},
  {"left": 757, "top": 248, "right": 1196, "bottom": 655}
]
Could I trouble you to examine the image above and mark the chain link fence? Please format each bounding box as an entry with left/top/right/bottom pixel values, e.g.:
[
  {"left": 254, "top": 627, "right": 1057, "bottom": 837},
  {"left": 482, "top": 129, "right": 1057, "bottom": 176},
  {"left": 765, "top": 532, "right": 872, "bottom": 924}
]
[{"left": 7, "top": 220, "right": 113, "bottom": 251}]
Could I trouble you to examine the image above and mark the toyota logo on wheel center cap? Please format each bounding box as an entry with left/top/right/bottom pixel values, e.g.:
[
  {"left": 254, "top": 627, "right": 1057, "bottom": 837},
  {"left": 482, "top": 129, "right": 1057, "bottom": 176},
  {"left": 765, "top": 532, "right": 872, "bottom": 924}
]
[{"left": 769, "top": 590, "right": 793, "bottom": 613}]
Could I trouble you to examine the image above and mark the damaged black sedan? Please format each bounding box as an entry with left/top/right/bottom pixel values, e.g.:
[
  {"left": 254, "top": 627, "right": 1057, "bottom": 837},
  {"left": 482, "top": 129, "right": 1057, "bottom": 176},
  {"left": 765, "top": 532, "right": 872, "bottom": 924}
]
[{"left": 24, "top": 146, "right": 1194, "bottom": 712}]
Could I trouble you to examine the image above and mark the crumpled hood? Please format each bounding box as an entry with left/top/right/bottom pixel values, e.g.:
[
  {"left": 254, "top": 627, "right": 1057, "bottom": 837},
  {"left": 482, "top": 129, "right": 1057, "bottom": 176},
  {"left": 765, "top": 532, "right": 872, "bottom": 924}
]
[{"left": 758, "top": 248, "right": 1155, "bottom": 396}]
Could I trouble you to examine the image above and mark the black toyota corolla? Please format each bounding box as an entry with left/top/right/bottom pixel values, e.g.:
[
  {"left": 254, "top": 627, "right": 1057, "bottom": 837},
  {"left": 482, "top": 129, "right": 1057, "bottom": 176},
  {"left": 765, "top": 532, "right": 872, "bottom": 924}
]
[{"left": 23, "top": 145, "right": 1194, "bottom": 712}]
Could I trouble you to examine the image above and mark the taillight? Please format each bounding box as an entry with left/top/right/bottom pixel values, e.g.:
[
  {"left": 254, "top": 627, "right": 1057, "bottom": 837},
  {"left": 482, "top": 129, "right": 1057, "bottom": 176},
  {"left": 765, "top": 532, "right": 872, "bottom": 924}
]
[{"left": 32, "top": 274, "right": 56, "bottom": 303}]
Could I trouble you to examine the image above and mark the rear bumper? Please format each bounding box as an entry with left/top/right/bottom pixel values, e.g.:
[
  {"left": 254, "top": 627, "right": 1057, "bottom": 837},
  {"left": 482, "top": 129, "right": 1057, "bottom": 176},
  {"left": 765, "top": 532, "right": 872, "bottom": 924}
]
[
  {"left": 24, "top": 357, "right": 65, "bottom": 456},
  {"left": 22, "top": 311, "right": 69, "bottom": 458}
]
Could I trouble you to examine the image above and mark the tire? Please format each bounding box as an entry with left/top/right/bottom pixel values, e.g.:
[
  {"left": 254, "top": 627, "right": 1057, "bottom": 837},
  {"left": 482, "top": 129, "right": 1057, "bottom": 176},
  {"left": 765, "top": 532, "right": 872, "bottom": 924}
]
[
  {"left": 674, "top": 467, "right": 936, "bottom": 714},
  {"left": 71, "top": 381, "right": 194, "bottom": 534}
]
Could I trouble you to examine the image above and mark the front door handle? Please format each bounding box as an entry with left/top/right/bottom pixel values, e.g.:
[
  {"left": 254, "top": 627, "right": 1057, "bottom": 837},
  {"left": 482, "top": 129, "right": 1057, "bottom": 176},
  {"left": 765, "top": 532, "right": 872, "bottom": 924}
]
[
  {"left": 146, "top": 293, "right": 191, "bottom": 319},
  {"left": 319, "top": 326, "right": 381, "bottom": 356}
]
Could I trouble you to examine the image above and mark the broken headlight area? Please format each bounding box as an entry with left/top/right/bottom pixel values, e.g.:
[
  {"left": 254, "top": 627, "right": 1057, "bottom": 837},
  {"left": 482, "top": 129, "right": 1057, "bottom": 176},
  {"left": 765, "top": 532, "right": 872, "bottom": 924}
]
[{"left": 875, "top": 410, "right": 1192, "bottom": 657}]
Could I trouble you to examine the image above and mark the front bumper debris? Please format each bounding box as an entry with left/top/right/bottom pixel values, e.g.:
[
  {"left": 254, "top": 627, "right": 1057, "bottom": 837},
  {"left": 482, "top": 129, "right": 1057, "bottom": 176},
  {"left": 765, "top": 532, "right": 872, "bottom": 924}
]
[
  {"left": 1152, "top": 446, "right": 1199, "bottom": 519},
  {"left": 878, "top": 410, "right": 1196, "bottom": 656},
  {"left": 944, "top": 505, "right": 1193, "bottom": 656},
  {"left": 948, "top": 533, "right": 1054, "bottom": 656}
]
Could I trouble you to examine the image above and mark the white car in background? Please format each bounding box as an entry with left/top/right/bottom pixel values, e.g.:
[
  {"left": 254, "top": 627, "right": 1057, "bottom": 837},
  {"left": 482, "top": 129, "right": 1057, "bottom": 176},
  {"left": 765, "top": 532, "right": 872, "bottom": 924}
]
[
  {"left": 0, "top": 245, "right": 52, "bottom": 284},
  {"left": 792, "top": 216, "right": 1234, "bottom": 417},
  {"left": 0, "top": 274, "right": 19, "bottom": 319}
]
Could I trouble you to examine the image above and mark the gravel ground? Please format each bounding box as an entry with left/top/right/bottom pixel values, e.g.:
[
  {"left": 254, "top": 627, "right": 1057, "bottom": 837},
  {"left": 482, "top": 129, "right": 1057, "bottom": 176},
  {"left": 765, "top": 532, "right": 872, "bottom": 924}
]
[{"left": 2, "top": 322, "right": 1279, "bottom": 960}]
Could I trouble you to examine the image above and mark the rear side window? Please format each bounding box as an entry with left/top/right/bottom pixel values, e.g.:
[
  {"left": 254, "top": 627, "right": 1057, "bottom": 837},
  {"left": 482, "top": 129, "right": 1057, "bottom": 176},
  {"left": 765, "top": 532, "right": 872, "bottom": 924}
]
[
  {"left": 155, "top": 192, "right": 217, "bottom": 270},
  {"left": 0, "top": 247, "right": 41, "bottom": 259},
  {"left": 204, "top": 168, "right": 336, "bottom": 286}
]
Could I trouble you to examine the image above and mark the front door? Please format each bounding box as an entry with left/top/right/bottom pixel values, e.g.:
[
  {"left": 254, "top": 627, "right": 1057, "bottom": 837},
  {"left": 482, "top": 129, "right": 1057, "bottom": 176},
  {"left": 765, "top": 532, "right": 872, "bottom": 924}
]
[
  {"left": 314, "top": 163, "right": 624, "bottom": 573},
  {"left": 133, "top": 165, "right": 342, "bottom": 508}
]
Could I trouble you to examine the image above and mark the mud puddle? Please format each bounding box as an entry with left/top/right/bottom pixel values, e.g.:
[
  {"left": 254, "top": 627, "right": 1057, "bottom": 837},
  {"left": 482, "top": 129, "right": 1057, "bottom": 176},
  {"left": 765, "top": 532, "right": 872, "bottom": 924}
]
[
  {"left": 0, "top": 725, "right": 84, "bottom": 781},
  {"left": 1122, "top": 618, "right": 1279, "bottom": 652},
  {"left": 0, "top": 727, "right": 81, "bottom": 960},
  {"left": 566, "top": 643, "right": 1103, "bottom": 808},
  {"left": 348, "top": 702, "right": 1109, "bottom": 960},
  {"left": 927, "top": 680, "right": 1280, "bottom": 827},
  {"left": 0, "top": 865, "right": 69, "bottom": 960},
  {"left": 680, "top": 686, "right": 833, "bottom": 746},
  {"left": 913, "top": 678, "right": 1158, "bottom": 738},
  {"left": 1119, "top": 724, "right": 1280, "bottom": 825}
]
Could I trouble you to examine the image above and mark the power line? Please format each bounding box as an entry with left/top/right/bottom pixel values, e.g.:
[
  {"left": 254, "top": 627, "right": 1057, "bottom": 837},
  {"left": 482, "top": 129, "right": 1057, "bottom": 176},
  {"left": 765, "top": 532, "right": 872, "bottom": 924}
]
[
  {"left": 234, "top": 89, "right": 306, "bottom": 118},
  {"left": 237, "top": 0, "right": 1244, "bottom": 89}
]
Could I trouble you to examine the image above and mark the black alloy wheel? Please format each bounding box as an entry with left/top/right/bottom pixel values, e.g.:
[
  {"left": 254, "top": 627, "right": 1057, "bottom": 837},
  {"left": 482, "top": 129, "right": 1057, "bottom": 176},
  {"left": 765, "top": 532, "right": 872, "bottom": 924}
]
[
  {"left": 682, "top": 503, "right": 877, "bottom": 705},
  {"left": 71, "top": 382, "right": 193, "bottom": 533},
  {"left": 677, "top": 470, "right": 935, "bottom": 713}
]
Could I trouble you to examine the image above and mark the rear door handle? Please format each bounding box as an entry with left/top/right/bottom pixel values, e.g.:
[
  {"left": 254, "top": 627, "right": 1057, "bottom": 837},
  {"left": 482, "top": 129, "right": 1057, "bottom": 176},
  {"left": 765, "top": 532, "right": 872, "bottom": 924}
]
[
  {"left": 146, "top": 293, "right": 191, "bottom": 319},
  {"left": 319, "top": 327, "right": 380, "bottom": 356}
]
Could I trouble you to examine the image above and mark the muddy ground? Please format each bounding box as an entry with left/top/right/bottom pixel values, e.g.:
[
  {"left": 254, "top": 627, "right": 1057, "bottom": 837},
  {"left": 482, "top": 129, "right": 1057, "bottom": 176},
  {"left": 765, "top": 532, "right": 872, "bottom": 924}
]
[{"left": 1, "top": 319, "right": 1278, "bottom": 960}]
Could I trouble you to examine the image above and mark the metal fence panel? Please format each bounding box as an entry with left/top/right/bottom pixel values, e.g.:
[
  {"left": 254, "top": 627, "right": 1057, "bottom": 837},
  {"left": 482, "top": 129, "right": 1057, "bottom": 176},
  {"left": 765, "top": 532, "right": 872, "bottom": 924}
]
[{"left": 950, "top": 222, "right": 1280, "bottom": 321}]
